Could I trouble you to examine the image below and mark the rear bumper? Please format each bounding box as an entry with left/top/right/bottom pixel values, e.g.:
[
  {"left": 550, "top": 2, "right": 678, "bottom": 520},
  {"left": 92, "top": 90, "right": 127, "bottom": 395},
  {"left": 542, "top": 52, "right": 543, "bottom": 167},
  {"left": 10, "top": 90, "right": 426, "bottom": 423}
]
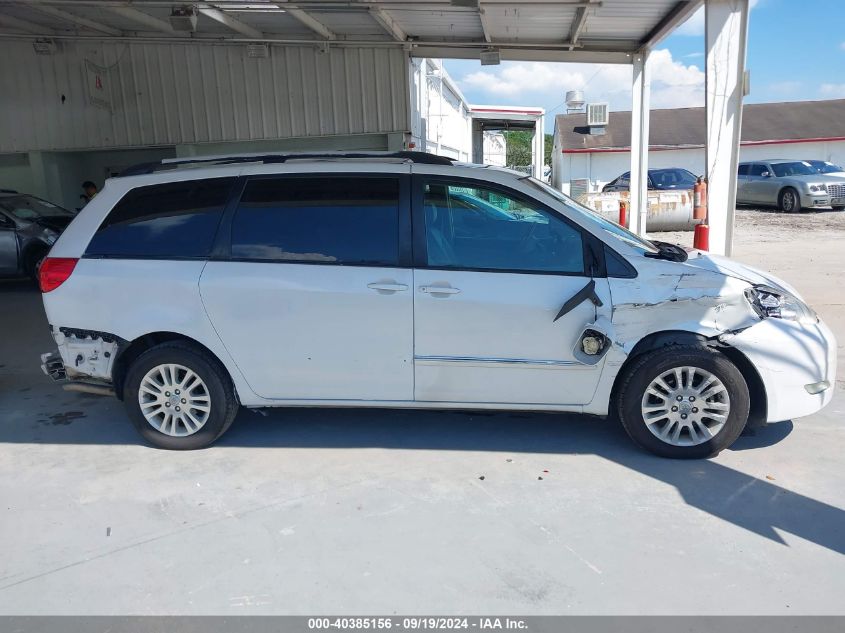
[{"left": 726, "top": 317, "right": 837, "bottom": 422}]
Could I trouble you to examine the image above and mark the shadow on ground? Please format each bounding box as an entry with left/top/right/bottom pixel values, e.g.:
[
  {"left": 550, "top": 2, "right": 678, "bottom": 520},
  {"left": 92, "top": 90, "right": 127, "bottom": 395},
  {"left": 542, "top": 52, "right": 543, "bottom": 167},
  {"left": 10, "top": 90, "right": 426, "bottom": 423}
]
[{"left": 2, "top": 278, "right": 843, "bottom": 557}]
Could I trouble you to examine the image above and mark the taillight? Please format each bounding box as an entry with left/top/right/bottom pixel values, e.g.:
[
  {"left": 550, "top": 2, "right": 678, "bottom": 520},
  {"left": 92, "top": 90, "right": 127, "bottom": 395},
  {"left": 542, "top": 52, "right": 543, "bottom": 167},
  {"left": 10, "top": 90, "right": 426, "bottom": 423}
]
[{"left": 39, "top": 257, "right": 78, "bottom": 293}]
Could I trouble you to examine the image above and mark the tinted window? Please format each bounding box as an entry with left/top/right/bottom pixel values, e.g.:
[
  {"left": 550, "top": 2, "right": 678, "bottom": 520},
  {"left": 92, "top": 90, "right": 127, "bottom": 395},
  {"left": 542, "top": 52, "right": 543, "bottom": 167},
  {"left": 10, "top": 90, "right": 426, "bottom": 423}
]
[
  {"left": 650, "top": 168, "right": 697, "bottom": 188},
  {"left": 738, "top": 164, "right": 749, "bottom": 176},
  {"left": 85, "top": 178, "right": 234, "bottom": 258},
  {"left": 748, "top": 164, "right": 768, "bottom": 177},
  {"left": 232, "top": 177, "right": 399, "bottom": 265},
  {"left": 770, "top": 161, "right": 815, "bottom": 177},
  {"left": 423, "top": 181, "right": 584, "bottom": 274}
]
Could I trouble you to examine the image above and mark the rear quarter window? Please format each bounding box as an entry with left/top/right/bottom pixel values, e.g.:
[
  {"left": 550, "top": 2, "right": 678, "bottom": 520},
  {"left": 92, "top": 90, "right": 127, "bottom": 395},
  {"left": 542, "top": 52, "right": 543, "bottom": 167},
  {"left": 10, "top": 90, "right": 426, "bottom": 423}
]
[{"left": 85, "top": 178, "right": 235, "bottom": 258}]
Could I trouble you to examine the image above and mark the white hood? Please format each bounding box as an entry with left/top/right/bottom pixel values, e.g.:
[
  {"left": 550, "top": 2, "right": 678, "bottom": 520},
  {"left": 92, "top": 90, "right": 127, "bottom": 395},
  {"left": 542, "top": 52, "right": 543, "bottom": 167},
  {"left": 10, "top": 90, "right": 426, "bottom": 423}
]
[{"left": 681, "top": 251, "right": 802, "bottom": 298}]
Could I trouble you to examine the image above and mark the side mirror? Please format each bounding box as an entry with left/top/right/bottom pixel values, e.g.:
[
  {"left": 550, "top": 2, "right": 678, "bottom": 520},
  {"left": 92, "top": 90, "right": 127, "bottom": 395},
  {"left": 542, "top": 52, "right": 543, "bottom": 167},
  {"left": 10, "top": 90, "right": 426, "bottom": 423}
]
[{"left": 761, "top": 171, "right": 770, "bottom": 178}]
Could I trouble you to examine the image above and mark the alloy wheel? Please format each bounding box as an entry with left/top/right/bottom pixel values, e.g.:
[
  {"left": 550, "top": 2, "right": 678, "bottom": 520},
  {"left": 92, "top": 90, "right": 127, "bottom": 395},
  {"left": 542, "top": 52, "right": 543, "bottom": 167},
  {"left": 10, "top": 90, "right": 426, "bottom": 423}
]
[
  {"left": 138, "top": 363, "right": 211, "bottom": 437},
  {"left": 640, "top": 366, "right": 731, "bottom": 446}
]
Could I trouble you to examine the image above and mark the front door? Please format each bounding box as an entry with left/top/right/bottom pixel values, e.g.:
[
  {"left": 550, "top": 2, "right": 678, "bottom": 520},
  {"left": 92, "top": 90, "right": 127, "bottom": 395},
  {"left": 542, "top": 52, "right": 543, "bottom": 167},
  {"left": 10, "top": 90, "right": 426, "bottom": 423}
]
[
  {"left": 0, "top": 213, "right": 18, "bottom": 274},
  {"left": 412, "top": 177, "right": 611, "bottom": 406},
  {"left": 200, "top": 172, "right": 414, "bottom": 401}
]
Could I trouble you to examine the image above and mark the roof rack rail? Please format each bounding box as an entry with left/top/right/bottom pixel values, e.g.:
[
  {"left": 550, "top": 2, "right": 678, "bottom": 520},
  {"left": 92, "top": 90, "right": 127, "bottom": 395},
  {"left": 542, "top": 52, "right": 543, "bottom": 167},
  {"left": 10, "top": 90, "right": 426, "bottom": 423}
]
[{"left": 118, "top": 151, "right": 453, "bottom": 177}]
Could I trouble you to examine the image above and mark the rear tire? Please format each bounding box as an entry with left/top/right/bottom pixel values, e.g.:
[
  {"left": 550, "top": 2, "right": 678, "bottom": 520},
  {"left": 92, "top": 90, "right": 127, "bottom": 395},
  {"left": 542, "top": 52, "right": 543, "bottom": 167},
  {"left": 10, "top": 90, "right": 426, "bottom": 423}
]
[
  {"left": 24, "top": 248, "right": 48, "bottom": 284},
  {"left": 778, "top": 187, "right": 800, "bottom": 213},
  {"left": 123, "top": 342, "right": 238, "bottom": 449},
  {"left": 616, "top": 345, "right": 750, "bottom": 459}
]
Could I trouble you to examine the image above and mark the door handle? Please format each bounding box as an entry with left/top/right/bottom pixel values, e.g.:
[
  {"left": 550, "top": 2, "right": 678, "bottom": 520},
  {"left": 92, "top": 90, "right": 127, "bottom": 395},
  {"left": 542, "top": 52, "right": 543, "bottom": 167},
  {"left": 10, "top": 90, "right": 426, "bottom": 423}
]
[
  {"left": 419, "top": 285, "right": 461, "bottom": 295},
  {"left": 367, "top": 282, "right": 409, "bottom": 292}
]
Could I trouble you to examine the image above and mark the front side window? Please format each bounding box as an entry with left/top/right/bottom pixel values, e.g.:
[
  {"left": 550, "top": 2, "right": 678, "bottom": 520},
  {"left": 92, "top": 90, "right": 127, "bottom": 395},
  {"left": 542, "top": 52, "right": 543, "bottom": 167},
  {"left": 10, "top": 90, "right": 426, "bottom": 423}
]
[
  {"left": 231, "top": 176, "right": 399, "bottom": 266},
  {"left": 86, "top": 178, "right": 235, "bottom": 258},
  {"left": 422, "top": 181, "right": 584, "bottom": 274},
  {"left": 770, "top": 161, "right": 815, "bottom": 177},
  {"left": 748, "top": 164, "right": 768, "bottom": 177}
]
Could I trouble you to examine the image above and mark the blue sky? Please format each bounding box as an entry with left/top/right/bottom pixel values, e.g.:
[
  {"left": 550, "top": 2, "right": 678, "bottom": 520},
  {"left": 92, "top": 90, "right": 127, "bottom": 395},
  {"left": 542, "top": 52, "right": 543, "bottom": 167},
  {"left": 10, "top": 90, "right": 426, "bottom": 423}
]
[{"left": 442, "top": 0, "right": 845, "bottom": 133}]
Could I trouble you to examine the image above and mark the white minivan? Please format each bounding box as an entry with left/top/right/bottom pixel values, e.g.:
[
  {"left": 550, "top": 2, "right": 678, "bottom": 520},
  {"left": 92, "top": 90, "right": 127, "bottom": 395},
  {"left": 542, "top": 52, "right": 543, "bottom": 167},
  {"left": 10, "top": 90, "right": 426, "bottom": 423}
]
[{"left": 39, "top": 152, "right": 836, "bottom": 458}]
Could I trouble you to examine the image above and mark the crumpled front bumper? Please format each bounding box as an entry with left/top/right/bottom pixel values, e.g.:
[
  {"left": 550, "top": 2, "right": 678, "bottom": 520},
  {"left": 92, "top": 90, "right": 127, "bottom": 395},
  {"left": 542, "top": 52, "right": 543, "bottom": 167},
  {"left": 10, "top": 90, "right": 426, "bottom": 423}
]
[{"left": 724, "top": 316, "right": 837, "bottom": 422}]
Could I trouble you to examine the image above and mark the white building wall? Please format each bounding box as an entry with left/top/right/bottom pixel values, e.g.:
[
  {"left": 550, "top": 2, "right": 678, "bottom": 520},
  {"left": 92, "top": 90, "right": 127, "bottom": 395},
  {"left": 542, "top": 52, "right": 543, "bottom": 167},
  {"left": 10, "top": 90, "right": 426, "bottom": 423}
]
[
  {"left": 408, "top": 58, "right": 472, "bottom": 161},
  {"left": 0, "top": 40, "right": 409, "bottom": 153},
  {"left": 555, "top": 140, "right": 845, "bottom": 194}
]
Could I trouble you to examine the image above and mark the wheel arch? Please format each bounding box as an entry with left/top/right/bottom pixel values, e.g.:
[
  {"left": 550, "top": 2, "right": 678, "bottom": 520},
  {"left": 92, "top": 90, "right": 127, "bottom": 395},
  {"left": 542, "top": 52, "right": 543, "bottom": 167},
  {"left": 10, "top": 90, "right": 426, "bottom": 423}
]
[
  {"left": 113, "top": 331, "right": 238, "bottom": 402},
  {"left": 611, "top": 329, "right": 767, "bottom": 430}
]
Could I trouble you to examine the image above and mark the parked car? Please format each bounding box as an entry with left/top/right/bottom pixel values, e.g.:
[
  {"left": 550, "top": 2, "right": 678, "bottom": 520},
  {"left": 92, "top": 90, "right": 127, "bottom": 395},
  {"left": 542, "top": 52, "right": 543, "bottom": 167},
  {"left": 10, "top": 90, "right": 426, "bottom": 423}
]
[
  {"left": 0, "top": 190, "right": 75, "bottom": 281},
  {"left": 736, "top": 160, "right": 845, "bottom": 212},
  {"left": 602, "top": 168, "right": 698, "bottom": 192},
  {"left": 39, "top": 152, "right": 836, "bottom": 458},
  {"left": 805, "top": 159, "right": 845, "bottom": 177}
]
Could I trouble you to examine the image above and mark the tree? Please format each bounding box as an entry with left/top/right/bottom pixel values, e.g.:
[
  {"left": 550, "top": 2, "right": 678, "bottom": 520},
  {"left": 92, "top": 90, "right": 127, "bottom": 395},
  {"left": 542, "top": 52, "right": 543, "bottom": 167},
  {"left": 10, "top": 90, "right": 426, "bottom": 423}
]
[{"left": 502, "top": 130, "right": 555, "bottom": 168}]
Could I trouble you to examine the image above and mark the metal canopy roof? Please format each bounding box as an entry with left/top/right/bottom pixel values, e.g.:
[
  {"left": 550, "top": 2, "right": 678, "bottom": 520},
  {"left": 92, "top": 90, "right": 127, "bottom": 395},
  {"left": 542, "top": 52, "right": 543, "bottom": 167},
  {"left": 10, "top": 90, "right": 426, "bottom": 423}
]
[{"left": 0, "top": 0, "right": 702, "bottom": 63}]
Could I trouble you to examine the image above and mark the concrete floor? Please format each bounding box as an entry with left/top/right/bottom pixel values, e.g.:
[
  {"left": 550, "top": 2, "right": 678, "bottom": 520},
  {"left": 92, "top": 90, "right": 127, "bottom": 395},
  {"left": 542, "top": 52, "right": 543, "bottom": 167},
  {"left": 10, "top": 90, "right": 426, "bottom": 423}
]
[{"left": 0, "top": 209, "right": 843, "bottom": 615}]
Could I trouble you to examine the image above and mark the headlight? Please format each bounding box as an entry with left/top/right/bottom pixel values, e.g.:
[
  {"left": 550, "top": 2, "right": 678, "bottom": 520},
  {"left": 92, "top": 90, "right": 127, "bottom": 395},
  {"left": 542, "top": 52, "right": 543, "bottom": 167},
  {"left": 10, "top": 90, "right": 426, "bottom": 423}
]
[
  {"left": 808, "top": 184, "right": 827, "bottom": 193},
  {"left": 744, "top": 285, "right": 817, "bottom": 323}
]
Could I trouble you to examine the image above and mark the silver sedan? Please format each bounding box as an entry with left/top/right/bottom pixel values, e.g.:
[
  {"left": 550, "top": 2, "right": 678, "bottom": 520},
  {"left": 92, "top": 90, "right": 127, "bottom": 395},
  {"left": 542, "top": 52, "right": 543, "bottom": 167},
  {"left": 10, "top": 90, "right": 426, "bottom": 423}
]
[{"left": 737, "top": 159, "right": 845, "bottom": 212}]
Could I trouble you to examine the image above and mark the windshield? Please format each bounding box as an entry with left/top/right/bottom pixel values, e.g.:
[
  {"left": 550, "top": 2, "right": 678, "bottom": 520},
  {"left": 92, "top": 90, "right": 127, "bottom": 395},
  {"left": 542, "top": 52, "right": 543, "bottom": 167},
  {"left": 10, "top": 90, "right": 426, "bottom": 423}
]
[
  {"left": 770, "top": 161, "right": 815, "bottom": 177},
  {"left": 0, "top": 195, "right": 73, "bottom": 221},
  {"left": 523, "top": 177, "right": 658, "bottom": 253},
  {"left": 808, "top": 160, "right": 845, "bottom": 174},
  {"left": 650, "top": 168, "right": 697, "bottom": 188}
]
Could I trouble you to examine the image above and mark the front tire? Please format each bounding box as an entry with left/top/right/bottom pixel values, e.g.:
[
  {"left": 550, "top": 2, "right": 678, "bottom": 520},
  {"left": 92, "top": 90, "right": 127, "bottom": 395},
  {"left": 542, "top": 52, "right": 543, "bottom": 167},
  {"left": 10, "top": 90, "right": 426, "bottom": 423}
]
[
  {"left": 779, "top": 187, "right": 801, "bottom": 213},
  {"left": 616, "top": 345, "right": 750, "bottom": 458},
  {"left": 123, "top": 342, "right": 238, "bottom": 449}
]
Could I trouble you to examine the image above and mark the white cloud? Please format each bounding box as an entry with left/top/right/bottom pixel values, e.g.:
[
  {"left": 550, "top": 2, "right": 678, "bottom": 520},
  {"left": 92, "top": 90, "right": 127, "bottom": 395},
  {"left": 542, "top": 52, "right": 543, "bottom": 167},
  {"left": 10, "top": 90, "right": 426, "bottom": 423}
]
[
  {"left": 820, "top": 83, "right": 845, "bottom": 98},
  {"left": 768, "top": 80, "right": 802, "bottom": 96},
  {"left": 455, "top": 48, "right": 705, "bottom": 113}
]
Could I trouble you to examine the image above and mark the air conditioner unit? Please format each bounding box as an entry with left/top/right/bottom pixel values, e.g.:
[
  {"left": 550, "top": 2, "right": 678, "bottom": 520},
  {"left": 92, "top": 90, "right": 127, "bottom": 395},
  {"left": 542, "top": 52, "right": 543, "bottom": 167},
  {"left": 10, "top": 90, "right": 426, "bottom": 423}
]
[
  {"left": 586, "top": 102, "right": 609, "bottom": 127},
  {"left": 170, "top": 7, "right": 198, "bottom": 32}
]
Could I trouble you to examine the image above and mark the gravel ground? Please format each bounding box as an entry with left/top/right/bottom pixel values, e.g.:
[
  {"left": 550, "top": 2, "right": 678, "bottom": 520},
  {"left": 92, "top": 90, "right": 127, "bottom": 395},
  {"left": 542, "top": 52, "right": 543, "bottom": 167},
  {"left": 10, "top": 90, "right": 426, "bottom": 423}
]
[{"left": 652, "top": 206, "right": 845, "bottom": 248}]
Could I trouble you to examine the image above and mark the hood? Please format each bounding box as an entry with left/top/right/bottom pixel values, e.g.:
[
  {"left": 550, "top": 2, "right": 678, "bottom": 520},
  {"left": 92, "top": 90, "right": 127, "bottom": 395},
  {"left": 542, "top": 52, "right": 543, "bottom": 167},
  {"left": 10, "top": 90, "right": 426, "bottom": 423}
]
[
  {"left": 788, "top": 174, "right": 843, "bottom": 185},
  {"left": 680, "top": 251, "right": 802, "bottom": 298}
]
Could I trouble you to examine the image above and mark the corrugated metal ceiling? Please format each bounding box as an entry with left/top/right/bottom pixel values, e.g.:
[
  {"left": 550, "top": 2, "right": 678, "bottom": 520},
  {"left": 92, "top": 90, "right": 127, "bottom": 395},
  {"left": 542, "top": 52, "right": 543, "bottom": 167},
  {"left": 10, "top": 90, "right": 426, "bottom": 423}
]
[{"left": 0, "top": 1, "right": 702, "bottom": 61}]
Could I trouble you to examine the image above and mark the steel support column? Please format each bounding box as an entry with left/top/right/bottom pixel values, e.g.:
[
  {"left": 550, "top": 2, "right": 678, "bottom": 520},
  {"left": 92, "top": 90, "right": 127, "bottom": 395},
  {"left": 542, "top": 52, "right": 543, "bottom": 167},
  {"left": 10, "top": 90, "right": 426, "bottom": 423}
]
[
  {"left": 705, "top": 0, "right": 749, "bottom": 255},
  {"left": 629, "top": 49, "right": 651, "bottom": 235}
]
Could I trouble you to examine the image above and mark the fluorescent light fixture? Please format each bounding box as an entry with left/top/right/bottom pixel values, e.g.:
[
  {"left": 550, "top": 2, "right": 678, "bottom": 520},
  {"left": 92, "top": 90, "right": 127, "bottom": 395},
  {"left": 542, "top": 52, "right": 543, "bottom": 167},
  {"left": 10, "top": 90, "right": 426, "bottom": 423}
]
[
  {"left": 480, "top": 48, "right": 500, "bottom": 65},
  {"left": 215, "top": 2, "right": 285, "bottom": 11}
]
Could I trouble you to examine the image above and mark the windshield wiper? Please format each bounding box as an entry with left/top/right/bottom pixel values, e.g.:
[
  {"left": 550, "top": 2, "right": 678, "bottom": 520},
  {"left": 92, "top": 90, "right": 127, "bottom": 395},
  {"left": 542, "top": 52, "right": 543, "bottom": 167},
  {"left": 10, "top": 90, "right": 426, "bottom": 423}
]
[{"left": 645, "top": 240, "right": 689, "bottom": 262}]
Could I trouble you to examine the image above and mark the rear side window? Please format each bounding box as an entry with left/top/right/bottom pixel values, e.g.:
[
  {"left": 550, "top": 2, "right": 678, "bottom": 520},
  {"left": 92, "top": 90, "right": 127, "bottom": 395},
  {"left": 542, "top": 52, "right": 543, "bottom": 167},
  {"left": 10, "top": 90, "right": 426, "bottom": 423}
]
[
  {"left": 231, "top": 177, "right": 400, "bottom": 265},
  {"left": 85, "top": 178, "right": 234, "bottom": 258},
  {"left": 737, "top": 164, "right": 749, "bottom": 176}
]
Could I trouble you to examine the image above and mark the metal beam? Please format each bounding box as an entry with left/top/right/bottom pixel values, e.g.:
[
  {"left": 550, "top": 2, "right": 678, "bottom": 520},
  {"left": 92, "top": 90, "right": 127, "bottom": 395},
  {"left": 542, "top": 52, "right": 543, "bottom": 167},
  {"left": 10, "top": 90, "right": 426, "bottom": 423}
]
[
  {"left": 198, "top": 6, "right": 263, "bottom": 39},
  {"left": 0, "top": 11, "right": 53, "bottom": 33},
  {"left": 478, "top": 3, "right": 492, "bottom": 43},
  {"left": 283, "top": 4, "right": 336, "bottom": 40},
  {"left": 569, "top": 7, "right": 587, "bottom": 44},
  {"left": 629, "top": 49, "right": 651, "bottom": 236},
  {"left": 705, "top": 0, "right": 750, "bottom": 255},
  {"left": 28, "top": 2, "right": 121, "bottom": 36},
  {"left": 106, "top": 5, "right": 174, "bottom": 34},
  {"left": 641, "top": 0, "right": 703, "bottom": 49},
  {"left": 368, "top": 5, "right": 405, "bottom": 42}
]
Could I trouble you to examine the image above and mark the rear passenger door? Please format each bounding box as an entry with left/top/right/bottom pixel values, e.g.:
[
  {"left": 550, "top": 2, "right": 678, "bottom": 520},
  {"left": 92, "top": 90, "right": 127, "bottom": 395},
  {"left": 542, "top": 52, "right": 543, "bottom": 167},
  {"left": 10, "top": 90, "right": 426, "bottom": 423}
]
[{"left": 199, "top": 171, "right": 414, "bottom": 401}]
